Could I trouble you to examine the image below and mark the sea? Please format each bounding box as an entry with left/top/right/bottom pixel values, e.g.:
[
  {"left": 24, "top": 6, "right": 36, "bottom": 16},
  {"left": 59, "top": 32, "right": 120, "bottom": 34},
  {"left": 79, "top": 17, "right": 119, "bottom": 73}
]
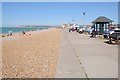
[{"left": 0, "top": 27, "right": 49, "bottom": 34}]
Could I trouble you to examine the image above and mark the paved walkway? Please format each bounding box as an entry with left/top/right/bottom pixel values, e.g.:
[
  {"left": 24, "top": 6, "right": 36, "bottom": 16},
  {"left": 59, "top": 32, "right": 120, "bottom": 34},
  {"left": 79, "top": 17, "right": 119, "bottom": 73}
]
[{"left": 56, "top": 29, "right": 118, "bottom": 78}]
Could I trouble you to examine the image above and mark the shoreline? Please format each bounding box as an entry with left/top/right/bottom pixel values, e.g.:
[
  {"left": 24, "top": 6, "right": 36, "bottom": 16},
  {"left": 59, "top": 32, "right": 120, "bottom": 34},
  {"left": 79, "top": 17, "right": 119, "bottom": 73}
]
[
  {"left": 0, "top": 27, "right": 53, "bottom": 38},
  {"left": 0, "top": 27, "right": 50, "bottom": 34}
]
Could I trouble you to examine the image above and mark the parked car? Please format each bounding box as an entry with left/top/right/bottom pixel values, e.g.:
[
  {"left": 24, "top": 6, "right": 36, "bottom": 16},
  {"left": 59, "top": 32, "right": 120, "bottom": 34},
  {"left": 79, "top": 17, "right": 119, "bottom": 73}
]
[
  {"left": 68, "top": 27, "right": 74, "bottom": 32},
  {"left": 79, "top": 28, "right": 83, "bottom": 34},
  {"left": 103, "top": 30, "right": 114, "bottom": 39},
  {"left": 109, "top": 29, "right": 120, "bottom": 40}
]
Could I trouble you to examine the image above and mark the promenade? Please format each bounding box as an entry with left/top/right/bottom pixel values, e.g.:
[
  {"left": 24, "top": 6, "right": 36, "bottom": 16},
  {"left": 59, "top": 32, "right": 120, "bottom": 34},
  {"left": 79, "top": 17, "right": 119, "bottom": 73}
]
[{"left": 56, "top": 29, "right": 118, "bottom": 78}]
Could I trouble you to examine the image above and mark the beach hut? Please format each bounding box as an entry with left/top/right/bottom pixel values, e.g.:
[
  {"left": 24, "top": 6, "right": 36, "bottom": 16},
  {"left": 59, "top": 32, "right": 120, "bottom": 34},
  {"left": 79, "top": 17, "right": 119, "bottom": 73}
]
[{"left": 92, "top": 16, "right": 113, "bottom": 34}]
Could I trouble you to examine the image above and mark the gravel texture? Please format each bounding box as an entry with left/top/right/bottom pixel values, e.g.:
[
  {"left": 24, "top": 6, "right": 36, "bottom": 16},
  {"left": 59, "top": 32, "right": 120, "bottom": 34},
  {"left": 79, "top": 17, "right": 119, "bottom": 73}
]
[{"left": 2, "top": 28, "right": 61, "bottom": 78}]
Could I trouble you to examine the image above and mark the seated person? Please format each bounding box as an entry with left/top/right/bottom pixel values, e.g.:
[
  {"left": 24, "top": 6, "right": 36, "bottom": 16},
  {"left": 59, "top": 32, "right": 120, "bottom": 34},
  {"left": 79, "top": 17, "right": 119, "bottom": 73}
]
[
  {"left": 22, "top": 31, "right": 26, "bottom": 35},
  {"left": 8, "top": 31, "right": 13, "bottom": 36}
]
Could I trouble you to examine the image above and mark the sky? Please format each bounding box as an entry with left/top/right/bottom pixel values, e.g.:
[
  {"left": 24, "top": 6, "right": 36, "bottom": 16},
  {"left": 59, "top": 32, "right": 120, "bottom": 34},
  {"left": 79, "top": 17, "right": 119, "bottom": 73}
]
[
  {"left": 1, "top": 0, "right": 120, "bottom": 2},
  {"left": 2, "top": 2, "right": 118, "bottom": 27}
]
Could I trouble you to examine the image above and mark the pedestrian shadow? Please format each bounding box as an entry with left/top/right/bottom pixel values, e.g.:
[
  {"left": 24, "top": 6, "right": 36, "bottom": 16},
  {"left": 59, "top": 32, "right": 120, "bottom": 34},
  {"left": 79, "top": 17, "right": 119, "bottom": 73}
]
[
  {"left": 104, "top": 41, "right": 120, "bottom": 45},
  {"left": 90, "top": 36, "right": 96, "bottom": 38}
]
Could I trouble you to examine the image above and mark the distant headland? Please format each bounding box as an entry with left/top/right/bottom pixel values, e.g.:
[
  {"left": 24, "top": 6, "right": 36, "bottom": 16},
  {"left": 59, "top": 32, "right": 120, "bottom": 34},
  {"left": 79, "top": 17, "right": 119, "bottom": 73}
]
[{"left": 16, "top": 25, "right": 58, "bottom": 28}]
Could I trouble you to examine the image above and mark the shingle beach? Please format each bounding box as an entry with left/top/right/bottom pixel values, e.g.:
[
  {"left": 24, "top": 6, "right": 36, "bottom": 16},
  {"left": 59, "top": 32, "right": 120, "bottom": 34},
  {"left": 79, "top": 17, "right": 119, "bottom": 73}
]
[{"left": 2, "top": 28, "right": 61, "bottom": 78}]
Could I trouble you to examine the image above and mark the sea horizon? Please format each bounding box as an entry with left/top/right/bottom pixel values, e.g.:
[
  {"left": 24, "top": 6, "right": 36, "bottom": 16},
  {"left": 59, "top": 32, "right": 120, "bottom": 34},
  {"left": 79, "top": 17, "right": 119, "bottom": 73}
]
[{"left": 0, "top": 27, "right": 49, "bottom": 34}]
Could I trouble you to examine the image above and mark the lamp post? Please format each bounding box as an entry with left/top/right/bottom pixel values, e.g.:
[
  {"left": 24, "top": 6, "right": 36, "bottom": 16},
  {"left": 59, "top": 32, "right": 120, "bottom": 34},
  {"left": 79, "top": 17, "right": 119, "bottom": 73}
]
[
  {"left": 72, "top": 20, "right": 74, "bottom": 24},
  {"left": 72, "top": 20, "right": 75, "bottom": 28},
  {"left": 83, "top": 12, "right": 86, "bottom": 30}
]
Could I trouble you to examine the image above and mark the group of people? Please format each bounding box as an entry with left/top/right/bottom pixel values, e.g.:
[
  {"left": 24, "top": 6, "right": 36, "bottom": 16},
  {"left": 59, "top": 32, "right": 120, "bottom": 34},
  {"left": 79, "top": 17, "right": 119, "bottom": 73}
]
[
  {"left": 68, "top": 26, "right": 84, "bottom": 33},
  {"left": 7, "top": 31, "right": 13, "bottom": 36},
  {"left": 68, "top": 26, "right": 96, "bottom": 38},
  {"left": 20, "top": 31, "right": 31, "bottom": 36},
  {"left": 68, "top": 27, "right": 77, "bottom": 32},
  {"left": 2, "top": 30, "right": 30, "bottom": 37}
]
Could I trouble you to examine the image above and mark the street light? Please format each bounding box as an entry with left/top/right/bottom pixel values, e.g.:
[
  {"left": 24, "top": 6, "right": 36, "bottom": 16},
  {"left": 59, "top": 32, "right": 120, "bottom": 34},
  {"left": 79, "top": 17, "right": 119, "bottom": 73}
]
[
  {"left": 72, "top": 20, "right": 74, "bottom": 24},
  {"left": 83, "top": 12, "right": 86, "bottom": 30}
]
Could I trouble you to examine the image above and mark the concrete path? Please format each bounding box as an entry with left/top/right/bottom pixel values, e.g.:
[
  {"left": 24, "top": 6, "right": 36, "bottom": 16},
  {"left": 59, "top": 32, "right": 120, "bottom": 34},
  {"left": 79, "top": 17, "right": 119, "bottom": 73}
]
[{"left": 56, "top": 29, "right": 118, "bottom": 78}]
